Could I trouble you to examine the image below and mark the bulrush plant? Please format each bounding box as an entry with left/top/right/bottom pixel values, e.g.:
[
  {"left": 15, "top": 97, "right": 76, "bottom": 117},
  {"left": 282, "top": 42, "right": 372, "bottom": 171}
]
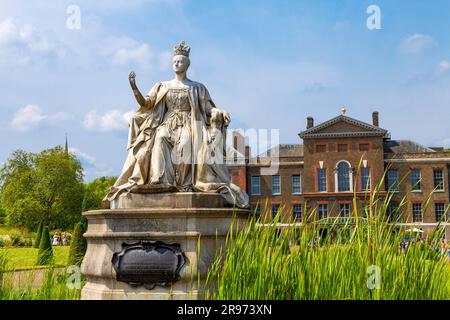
[{"left": 205, "top": 170, "right": 450, "bottom": 300}]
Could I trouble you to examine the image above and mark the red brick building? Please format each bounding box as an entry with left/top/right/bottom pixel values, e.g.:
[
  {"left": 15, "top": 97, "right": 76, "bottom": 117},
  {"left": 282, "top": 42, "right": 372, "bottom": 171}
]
[{"left": 227, "top": 112, "right": 450, "bottom": 239}]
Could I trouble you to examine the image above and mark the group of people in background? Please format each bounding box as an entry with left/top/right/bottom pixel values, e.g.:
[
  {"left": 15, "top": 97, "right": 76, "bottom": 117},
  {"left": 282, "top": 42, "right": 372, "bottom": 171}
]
[
  {"left": 52, "top": 231, "right": 70, "bottom": 246},
  {"left": 399, "top": 238, "right": 449, "bottom": 258}
]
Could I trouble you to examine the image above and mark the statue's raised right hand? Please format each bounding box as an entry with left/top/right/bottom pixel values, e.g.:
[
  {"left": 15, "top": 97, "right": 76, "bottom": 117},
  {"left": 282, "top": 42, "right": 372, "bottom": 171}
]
[{"left": 129, "top": 71, "right": 136, "bottom": 85}]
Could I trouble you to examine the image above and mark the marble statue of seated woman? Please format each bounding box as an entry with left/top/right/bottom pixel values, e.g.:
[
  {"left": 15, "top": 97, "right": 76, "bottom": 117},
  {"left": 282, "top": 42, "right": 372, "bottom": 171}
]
[{"left": 104, "top": 41, "right": 249, "bottom": 208}]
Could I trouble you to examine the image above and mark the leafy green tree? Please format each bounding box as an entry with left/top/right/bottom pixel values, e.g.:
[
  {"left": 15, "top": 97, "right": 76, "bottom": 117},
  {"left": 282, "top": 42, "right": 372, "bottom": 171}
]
[
  {"left": 82, "top": 176, "right": 116, "bottom": 211},
  {"left": 68, "top": 222, "right": 87, "bottom": 266},
  {"left": 34, "top": 222, "right": 43, "bottom": 248},
  {"left": 0, "top": 207, "right": 5, "bottom": 226},
  {"left": 36, "top": 226, "right": 53, "bottom": 265},
  {"left": 0, "top": 147, "right": 85, "bottom": 230}
]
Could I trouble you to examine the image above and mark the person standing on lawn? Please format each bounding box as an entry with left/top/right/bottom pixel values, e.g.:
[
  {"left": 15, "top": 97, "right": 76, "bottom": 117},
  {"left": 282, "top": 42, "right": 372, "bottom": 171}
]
[{"left": 52, "top": 233, "right": 58, "bottom": 246}]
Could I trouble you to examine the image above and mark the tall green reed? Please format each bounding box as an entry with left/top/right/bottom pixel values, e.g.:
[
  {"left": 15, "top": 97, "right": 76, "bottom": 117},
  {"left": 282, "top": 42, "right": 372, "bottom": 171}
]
[
  {"left": 0, "top": 252, "right": 83, "bottom": 300},
  {"left": 205, "top": 181, "right": 449, "bottom": 300}
]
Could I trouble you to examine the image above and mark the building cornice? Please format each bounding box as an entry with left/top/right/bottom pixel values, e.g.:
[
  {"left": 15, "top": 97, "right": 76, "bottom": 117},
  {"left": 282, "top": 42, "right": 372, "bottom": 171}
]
[
  {"left": 384, "top": 157, "right": 450, "bottom": 163},
  {"left": 300, "top": 131, "right": 388, "bottom": 139},
  {"left": 303, "top": 192, "right": 387, "bottom": 199},
  {"left": 247, "top": 161, "right": 304, "bottom": 167}
]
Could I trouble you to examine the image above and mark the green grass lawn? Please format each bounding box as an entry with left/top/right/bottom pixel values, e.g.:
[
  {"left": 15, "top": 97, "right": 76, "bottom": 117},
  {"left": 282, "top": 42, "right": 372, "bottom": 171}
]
[{"left": 0, "top": 246, "right": 70, "bottom": 269}]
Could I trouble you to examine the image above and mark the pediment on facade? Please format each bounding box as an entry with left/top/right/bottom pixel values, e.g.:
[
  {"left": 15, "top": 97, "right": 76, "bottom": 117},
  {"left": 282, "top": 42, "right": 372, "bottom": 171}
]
[{"left": 299, "top": 115, "right": 389, "bottom": 139}]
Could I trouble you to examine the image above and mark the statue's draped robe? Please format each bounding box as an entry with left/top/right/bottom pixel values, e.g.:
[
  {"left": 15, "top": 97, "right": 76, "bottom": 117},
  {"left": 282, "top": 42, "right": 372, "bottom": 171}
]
[{"left": 105, "top": 81, "right": 249, "bottom": 208}]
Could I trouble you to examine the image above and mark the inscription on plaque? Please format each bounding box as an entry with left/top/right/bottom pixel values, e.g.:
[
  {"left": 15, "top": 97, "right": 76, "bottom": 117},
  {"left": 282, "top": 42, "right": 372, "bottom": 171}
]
[{"left": 112, "top": 241, "right": 186, "bottom": 290}]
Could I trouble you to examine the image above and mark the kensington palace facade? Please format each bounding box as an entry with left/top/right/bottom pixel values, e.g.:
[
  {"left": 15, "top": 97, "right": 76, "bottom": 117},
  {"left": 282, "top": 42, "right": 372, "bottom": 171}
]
[{"left": 227, "top": 111, "right": 450, "bottom": 239}]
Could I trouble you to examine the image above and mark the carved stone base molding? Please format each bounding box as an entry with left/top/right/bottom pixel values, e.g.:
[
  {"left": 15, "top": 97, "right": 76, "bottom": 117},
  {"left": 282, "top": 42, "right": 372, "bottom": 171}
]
[{"left": 80, "top": 192, "right": 250, "bottom": 300}]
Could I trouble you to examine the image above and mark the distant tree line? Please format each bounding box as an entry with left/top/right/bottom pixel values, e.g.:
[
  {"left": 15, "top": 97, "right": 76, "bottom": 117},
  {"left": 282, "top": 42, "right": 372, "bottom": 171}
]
[{"left": 0, "top": 146, "right": 116, "bottom": 232}]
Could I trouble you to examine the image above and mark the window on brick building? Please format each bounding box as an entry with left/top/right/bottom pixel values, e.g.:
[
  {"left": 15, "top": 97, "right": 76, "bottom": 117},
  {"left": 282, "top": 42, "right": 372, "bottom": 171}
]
[
  {"left": 387, "top": 203, "right": 400, "bottom": 222},
  {"left": 340, "top": 203, "right": 351, "bottom": 217},
  {"left": 315, "top": 144, "right": 326, "bottom": 153},
  {"left": 337, "top": 161, "right": 351, "bottom": 192},
  {"left": 435, "top": 203, "right": 446, "bottom": 222},
  {"left": 317, "top": 168, "right": 327, "bottom": 192},
  {"left": 293, "top": 204, "right": 303, "bottom": 221},
  {"left": 337, "top": 144, "right": 348, "bottom": 152},
  {"left": 387, "top": 170, "right": 399, "bottom": 192},
  {"left": 318, "top": 204, "right": 328, "bottom": 220},
  {"left": 412, "top": 203, "right": 423, "bottom": 222},
  {"left": 252, "top": 204, "right": 261, "bottom": 218},
  {"left": 433, "top": 170, "right": 444, "bottom": 191},
  {"left": 272, "top": 204, "right": 280, "bottom": 218},
  {"left": 359, "top": 143, "right": 370, "bottom": 151},
  {"left": 361, "top": 167, "right": 371, "bottom": 192},
  {"left": 292, "top": 175, "right": 301, "bottom": 194},
  {"left": 272, "top": 175, "right": 281, "bottom": 195},
  {"left": 410, "top": 170, "right": 422, "bottom": 191},
  {"left": 251, "top": 176, "right": 261, "bottom": 195}
]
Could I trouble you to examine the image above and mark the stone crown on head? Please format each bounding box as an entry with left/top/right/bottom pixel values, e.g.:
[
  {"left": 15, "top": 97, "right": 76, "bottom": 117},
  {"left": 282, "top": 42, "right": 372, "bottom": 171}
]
[{"left": 173, "top": 41, "right": 190, "bottom": 57}]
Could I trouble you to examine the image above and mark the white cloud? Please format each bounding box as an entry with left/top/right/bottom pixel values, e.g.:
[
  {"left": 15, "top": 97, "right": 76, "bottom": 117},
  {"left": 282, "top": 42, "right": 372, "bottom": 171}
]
[
  {"left": 83, "top": 109, "right": 134, "bottom": 132},
  {"left": 11, "top": 104, "right": 67, "bottom": 131},
  {"left": 104, "top": 36, "right": 171, "bottom": 69},
  {"left": 112, "top": 43, "right": 153, "bottom": 67},
  {"left": 69, "top": 147, "right": 96, "bottom": 165},
  {"left": 0, "top": 18, "right": 66, "bottom": 65},
  {"left": 435, "top": 60, "right": 450, "bottom": 75},
  {"left": 399, "top": 34, "right": 434, "bottom": 54}
]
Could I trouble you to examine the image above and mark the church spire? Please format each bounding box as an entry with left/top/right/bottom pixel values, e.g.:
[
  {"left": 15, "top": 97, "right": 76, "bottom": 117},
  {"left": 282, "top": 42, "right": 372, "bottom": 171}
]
[{"left": 65, "top": 133, "right": 68, "bottom": 154}]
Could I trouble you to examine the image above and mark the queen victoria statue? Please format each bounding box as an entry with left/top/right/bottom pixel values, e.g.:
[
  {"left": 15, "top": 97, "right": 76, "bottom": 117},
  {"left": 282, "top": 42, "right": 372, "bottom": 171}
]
[{"left": 104, "top": 41, "right": 249, "bottom": 208}]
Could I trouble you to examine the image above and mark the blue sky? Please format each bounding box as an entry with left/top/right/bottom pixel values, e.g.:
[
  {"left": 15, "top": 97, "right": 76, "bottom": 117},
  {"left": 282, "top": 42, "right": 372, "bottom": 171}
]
[{"left": 1, "top": 0, "right": 450, "bottom": 181}]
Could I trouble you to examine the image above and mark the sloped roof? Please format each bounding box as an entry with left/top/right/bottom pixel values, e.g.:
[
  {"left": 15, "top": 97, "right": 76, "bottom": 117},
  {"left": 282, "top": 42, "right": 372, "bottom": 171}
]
[
  {"left": 258, "top": 144, "right": 304, "bottom": 158},
  {"left": 384, "top": 140, "right": 436, "bottom": 154},
  {"left": 299, "top": 114, "right": 389, "bottom": 139}
]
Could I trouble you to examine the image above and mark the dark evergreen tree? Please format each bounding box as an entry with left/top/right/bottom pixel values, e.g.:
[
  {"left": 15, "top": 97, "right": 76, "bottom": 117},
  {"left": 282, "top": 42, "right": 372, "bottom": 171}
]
[
  {"left": 68, "top": 222, "right": 87, "bottom": 266},
  {"left": 36, "top": 226, "right": 53, "bottom": 265}
]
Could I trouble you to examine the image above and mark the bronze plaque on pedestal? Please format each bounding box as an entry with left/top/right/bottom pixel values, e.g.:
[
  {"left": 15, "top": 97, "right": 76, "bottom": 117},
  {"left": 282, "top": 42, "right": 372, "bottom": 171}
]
[{"left": 112, "top": 241, "right": 186, "bottom": 290}]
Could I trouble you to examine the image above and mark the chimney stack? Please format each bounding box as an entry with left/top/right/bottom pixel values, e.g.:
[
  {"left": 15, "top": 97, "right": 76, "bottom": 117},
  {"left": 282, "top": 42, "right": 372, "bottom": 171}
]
[
  {"left": 372, "top": 111, "right": 379, "bottom": 127},
  {"left": 307, "top": 117, "right": 314, "bottom": 129},
  {"left": 245, "top": 146, "right": 251, "bottom": 163}
]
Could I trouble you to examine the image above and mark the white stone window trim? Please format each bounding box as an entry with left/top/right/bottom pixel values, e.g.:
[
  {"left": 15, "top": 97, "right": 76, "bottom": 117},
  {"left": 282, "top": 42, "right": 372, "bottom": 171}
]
[
  {"left": 410, "top": 170, "right": 422, "bottom": 192},
  {"left": 387, "top": 170, "right": 400, "bottom": 193},
  {"left": 412, "top": 203, "right": 423, "bottom": 223},
  {"left": 334, "top": 160, "right": 353, "bottom": 193},
  {"left": 360, "top": 167, "right": 372, "bottom": 192},
  {"left": 272, "top": 175, "right": 281, "bottom": 195},
  {"left": 433, "top": 170, "right": 445, "bottom": 192},
  {"left": 251, "top": 175, "right": 261, "bottom": 196},
  {"left": 317, "top": 167, "right": 327, "bottom": 193},
  {"left": 292, "top": 174, "right": 302, "bottom": 195}
]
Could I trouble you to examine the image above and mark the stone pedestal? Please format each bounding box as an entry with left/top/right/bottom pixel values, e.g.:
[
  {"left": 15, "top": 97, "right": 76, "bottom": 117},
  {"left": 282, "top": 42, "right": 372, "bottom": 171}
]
[{"left": 80, "top": 192, "right": 250, "bottom": 300}]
